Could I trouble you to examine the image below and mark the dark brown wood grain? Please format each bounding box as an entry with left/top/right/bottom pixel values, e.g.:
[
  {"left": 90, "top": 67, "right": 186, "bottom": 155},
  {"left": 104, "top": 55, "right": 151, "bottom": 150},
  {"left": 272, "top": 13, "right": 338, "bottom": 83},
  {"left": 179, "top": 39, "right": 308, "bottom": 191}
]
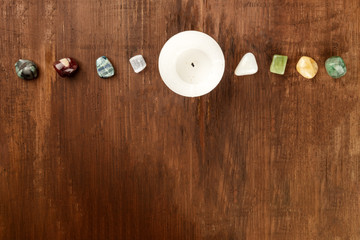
[{"left": 1, "top": 0, "right": 360, "bottom": 239}]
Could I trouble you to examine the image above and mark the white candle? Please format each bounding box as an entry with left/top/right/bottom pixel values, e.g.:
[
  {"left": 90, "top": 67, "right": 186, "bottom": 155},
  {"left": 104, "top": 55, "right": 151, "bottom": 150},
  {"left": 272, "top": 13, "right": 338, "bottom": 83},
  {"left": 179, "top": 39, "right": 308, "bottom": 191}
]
[{"left": 159, "top": 31, "right": 225, "bottom": 97}]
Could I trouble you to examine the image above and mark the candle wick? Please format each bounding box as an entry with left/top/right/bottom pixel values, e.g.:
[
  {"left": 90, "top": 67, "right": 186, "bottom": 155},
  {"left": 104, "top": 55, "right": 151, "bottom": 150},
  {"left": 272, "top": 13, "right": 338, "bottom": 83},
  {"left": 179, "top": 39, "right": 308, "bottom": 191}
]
[{"left": 191, "top": 63, "right": 195, "bottom": 67}]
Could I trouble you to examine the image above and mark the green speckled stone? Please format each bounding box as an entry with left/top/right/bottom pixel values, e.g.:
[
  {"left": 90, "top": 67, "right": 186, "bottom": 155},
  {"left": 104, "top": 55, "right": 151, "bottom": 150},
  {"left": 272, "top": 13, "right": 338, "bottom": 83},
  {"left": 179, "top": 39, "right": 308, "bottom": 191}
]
[
  {"left": 325, "top": 56, "right": 347, "bottom": 79},
  {"left": 270, "top": 55, "right": 288, "bottom": 75},
  {"left": 15, "top": 59, "right": 38, "bottom": 80}
]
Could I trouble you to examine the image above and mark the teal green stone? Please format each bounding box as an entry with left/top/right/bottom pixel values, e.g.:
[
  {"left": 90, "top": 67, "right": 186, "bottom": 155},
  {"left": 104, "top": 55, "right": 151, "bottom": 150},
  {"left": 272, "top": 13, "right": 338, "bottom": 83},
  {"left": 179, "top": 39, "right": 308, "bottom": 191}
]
[
  {"left": 15, "top": 59, "right": 38, "bottom": 80},
  {"left": 270, "top": 55, "right": 288, "bottom": 75},
  {"left": 325, "top": 56, "right": 347, "bottom": 79}
]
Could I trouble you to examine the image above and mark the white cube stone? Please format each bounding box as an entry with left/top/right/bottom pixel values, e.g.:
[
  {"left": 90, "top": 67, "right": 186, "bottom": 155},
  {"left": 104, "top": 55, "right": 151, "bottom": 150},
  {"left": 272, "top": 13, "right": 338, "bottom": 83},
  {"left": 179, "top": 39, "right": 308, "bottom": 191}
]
[{"left": 129, "top": 55, "right": 147, "bottom": 73}]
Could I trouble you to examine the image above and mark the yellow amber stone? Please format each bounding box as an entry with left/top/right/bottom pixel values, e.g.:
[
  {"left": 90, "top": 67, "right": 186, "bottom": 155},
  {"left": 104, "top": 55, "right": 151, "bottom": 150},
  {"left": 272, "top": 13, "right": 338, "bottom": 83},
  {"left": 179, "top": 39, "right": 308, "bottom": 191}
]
[{"left": 296, "top": 56, "right": 318, "bottom": 79}]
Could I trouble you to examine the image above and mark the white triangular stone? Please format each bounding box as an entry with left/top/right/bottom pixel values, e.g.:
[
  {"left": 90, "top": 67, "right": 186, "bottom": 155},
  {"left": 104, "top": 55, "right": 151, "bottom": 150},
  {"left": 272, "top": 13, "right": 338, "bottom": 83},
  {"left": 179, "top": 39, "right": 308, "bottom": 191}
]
[{"left": 235, "top": 52, "right": 258, "bottom": 76}]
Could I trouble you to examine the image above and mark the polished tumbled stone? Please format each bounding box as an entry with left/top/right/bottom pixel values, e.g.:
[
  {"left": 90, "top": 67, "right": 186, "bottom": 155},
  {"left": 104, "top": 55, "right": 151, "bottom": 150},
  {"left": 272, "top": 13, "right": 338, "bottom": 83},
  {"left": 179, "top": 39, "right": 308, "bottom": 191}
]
[
  {"left": 325, "top": 56, "right": 347, "bottom": 79},
  {"left": 129, "top": 55, "right": 146, "bottom": 73},
  {"left": 53, "top": 58, "right": 79, "bottom": 77},
  {"left": 96, "top": 56, "right": 115, "bottom": 78},
  {"left": 296, "top": 56, "right": 318, "bottom": 79},
  {"left": 15, "top": 59, "right": 38, "bottom": 80},
  {"left": 270, "top": 55, "right": 288, "bottom": 75},
  {"left": 235, "top": 52, "right": 258, "bottom": 76}
]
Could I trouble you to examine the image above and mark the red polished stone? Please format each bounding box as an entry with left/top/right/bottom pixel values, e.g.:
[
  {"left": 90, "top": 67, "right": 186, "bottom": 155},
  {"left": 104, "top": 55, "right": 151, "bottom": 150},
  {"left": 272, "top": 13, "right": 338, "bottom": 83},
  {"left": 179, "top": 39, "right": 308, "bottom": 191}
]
[{"left": 53, "top": 58, "right": 79, "bottom": 77}]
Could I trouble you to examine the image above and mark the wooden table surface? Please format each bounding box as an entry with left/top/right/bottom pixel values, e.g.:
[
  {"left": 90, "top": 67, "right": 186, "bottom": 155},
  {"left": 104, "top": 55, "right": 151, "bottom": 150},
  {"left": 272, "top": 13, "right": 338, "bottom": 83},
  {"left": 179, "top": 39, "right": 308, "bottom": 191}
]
[{"left": 1, "top": 0, "right": 360, "bottom": 239}]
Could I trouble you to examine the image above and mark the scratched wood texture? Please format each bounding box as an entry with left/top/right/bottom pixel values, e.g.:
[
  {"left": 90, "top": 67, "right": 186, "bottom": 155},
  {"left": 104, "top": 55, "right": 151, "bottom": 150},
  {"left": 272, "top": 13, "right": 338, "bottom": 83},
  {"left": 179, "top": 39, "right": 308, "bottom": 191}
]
[{"left": 0, "top": 0, "right": 360, "bottom": 239}]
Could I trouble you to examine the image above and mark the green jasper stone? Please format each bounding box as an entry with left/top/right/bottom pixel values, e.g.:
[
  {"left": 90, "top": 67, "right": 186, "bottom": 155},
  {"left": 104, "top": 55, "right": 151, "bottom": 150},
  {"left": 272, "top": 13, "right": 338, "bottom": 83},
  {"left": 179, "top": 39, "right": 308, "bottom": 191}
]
[
  {"left": 270, "top": 55, "right": 288, "bottom": 75},
  {"left": 15, "top": 59, "right": 38, "bottom": 80},
  {"left": 325, "top": 56, "right": 347, "bottom": 79}
]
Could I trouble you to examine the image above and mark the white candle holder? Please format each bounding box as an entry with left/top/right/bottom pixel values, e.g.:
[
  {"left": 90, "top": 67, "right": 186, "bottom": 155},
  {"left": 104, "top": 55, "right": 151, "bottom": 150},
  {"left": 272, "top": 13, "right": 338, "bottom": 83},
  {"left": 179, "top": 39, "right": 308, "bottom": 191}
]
[{"left": 159, "top": 31, "right": 225, "bottom": 97}]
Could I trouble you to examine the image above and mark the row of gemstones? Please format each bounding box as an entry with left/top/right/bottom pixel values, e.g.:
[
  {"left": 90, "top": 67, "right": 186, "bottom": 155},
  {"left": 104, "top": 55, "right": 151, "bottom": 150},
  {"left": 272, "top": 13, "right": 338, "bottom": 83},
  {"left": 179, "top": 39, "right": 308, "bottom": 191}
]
[
  {"left": 235, "top": 53, "right": 347, "bottom": 79},
  {"left": 15, "top": 54, "right": 346, "bottom": 81},
  {"left": 15, "top": 55, "right": 147, "bottom": 80}
]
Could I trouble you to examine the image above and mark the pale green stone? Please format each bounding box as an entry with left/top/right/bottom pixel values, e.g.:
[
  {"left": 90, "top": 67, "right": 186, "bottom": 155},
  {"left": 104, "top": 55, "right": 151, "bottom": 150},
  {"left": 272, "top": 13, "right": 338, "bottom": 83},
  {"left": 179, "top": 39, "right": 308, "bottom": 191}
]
[{"left": 270, "top": 55, "right": 288, "bottom": 75}]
